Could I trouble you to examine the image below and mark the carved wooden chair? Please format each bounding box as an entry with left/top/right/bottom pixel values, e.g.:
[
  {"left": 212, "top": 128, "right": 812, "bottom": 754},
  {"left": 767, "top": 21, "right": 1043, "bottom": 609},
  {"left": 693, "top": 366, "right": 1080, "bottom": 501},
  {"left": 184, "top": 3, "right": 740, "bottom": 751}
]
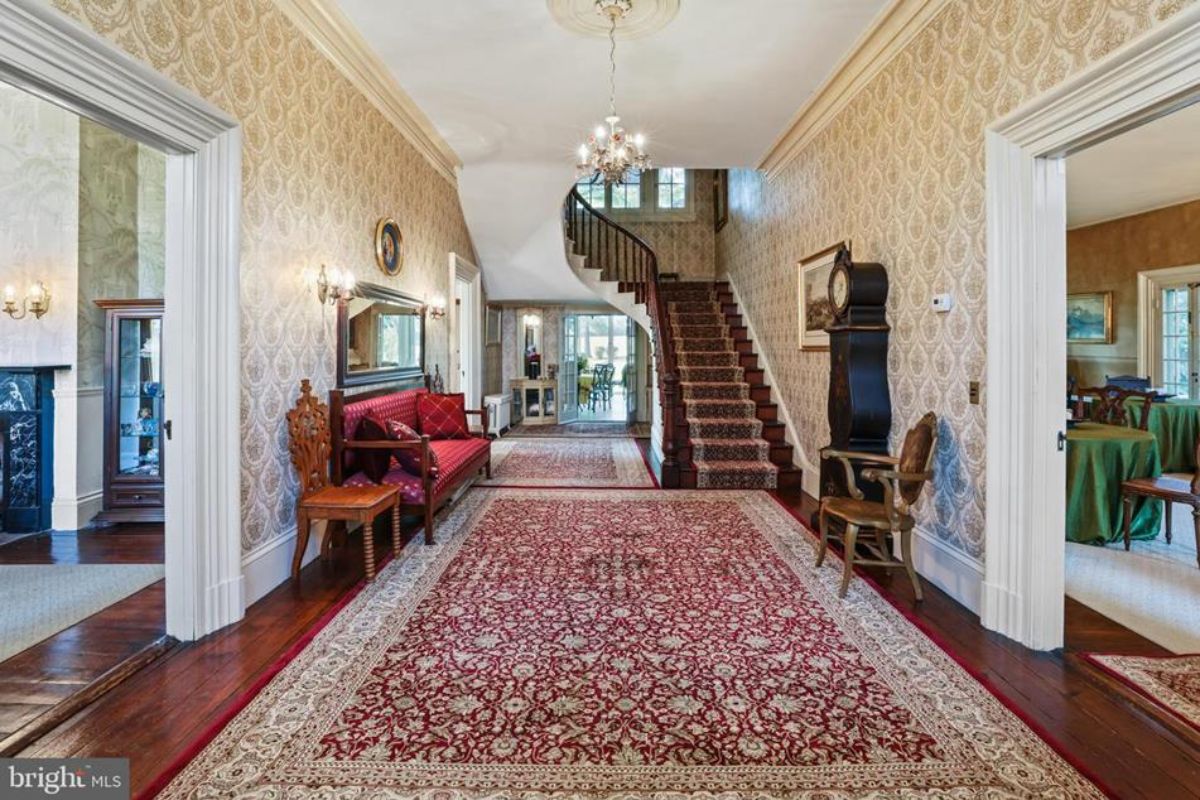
[
  {"left": 287, "top": 380, "right": 401, "bottom": 581},
  {"left": 1121, "top": 437, "right": 1200, "bottom": 568},
  {"left": 818, "top": 412, "right": 938, "bottom": 600},
  {"left": 1075, "top": 385, "right": 1153, "bottom": 430}
]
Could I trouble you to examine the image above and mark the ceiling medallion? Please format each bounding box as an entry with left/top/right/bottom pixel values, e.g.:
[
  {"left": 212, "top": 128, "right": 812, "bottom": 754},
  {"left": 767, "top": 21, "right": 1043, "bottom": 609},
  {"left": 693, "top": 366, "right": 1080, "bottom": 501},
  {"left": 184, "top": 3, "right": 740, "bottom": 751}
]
[
  {"left": 547, "top": 0, "right": 679, "bottom": 40},
  {"left": 575, "top": 0, "right": 651, "bottom": 186}
]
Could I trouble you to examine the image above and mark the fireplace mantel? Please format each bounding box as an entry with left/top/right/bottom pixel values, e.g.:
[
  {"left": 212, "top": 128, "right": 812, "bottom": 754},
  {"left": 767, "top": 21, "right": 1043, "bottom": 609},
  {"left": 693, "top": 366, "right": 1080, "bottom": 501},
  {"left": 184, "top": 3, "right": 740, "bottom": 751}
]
[{"left": 0, "top": 366, "right": 63, "bottom": 533}]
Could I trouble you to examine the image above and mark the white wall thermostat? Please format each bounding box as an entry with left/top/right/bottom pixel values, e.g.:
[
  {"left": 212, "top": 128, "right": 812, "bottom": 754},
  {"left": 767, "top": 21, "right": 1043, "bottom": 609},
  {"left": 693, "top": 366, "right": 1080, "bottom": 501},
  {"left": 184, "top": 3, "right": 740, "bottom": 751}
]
[{"left": 931, "top": 293, "right": 953, "bottom": 313}]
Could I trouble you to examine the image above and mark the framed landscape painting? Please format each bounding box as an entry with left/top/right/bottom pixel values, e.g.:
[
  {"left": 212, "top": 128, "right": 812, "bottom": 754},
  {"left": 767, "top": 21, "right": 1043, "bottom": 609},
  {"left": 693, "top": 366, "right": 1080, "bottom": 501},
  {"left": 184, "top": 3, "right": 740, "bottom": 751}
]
[
  {"left": 797, "top": 242, "right": 846, "bottom": 350},
  {"left": 1067, "top": 291, "right": 1113, "bottom": 343}
]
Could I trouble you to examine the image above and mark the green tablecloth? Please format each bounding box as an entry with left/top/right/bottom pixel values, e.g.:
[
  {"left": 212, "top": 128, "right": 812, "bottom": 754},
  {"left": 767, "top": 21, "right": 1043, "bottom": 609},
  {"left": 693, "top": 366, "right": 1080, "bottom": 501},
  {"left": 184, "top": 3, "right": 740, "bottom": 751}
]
[
  {"left": 1066, "top": 422, "right": 1162, "bottom": 545},
  {"left": 1124, "top": 398, "right": 1200, "bottom": 472}
]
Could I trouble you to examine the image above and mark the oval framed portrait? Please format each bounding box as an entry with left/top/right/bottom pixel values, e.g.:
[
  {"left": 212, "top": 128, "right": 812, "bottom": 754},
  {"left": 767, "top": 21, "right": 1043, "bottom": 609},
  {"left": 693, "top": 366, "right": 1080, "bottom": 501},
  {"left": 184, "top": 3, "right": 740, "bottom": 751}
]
[{"left": 374, "top": 217, "right": 403, "bottom": 277}]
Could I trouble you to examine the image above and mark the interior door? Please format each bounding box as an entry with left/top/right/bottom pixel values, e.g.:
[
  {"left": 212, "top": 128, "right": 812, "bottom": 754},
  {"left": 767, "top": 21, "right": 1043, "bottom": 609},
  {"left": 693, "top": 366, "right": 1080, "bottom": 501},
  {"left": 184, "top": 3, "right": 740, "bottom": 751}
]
[
  {"left": 626, "top": 317, "right": 638, "bottom": 422},
  {"left": 1159, "top": 283, "right": 1197, "bottom": 399},
  {"left": 560, "top": 314, "right": 579, "bottom": 423}
]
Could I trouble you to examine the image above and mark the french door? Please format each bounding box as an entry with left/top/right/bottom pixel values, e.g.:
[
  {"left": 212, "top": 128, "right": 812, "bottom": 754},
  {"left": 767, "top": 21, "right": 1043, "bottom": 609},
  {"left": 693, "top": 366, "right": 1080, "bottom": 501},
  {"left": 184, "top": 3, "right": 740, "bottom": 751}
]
[
  {"left": 625, "top": 317, "right": 637, "bottom": 422},
  {"left": 559, "top": 314, "right": 579, "bottom": 423},
  {"left": 1159, "top": 283, "right": 1199, "bottom": 399}
]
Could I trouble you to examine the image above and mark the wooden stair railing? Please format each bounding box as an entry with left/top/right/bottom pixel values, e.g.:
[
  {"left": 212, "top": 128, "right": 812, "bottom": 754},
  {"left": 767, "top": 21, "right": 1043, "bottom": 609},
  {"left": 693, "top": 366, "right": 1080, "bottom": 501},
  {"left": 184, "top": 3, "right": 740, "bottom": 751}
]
[{"left": 564, "top": 186, "right": 686, "bottom": 486}]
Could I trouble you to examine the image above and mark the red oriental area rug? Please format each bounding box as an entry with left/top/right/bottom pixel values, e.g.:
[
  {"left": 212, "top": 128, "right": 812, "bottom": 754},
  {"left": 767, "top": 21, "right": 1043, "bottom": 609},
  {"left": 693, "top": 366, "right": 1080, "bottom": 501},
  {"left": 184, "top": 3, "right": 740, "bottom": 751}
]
[
  {"left": 1084, "top": 652, "right": 1200, "bottom": 733},
  {"left": 152, "top": 490, "right": 1102, "bottom": 798},
  {"left": 480, "top": 436, "right": 655, "bottom": 487}
]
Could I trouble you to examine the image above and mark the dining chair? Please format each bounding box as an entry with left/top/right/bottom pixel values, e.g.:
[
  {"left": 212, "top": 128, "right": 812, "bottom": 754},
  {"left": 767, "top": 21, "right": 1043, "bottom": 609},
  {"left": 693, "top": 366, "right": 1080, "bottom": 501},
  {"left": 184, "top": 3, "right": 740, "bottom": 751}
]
[
  {"left": 590, "top": 364, "right": 614, "bottom": 411},
  {"left": 1105, "top": 374, "right": 1152, "bottom": 391},
  {"left": 818, "top": 412, "right": 938, "bottom": 599},
  {"left": 1075, "top": 385, "right": 1153, "bottom": 430},
  {"left": 1121, "top": 437, "right": 1200, "bottom": 568}
]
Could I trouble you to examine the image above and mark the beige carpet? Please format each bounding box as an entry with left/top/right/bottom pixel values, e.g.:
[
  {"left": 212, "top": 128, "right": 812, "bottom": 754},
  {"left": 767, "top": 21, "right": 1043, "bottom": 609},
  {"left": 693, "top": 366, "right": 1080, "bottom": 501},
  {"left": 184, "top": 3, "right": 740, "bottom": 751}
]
[
  {"left": 0, "top": 563, "right": 164, "bottom": 662},
  {"left": 1066, "top": 502, "right": 1200, "bottom": 653}
]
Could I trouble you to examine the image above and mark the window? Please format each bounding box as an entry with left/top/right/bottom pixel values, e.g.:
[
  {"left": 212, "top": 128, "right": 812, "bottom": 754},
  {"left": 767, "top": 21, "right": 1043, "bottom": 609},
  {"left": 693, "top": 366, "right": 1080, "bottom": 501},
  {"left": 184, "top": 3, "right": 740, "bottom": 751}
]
[
  {"left": 657, "top": 167, "right": 686, "bottom": 209},
  {"left": 1161, "top": 286, "right": 1192, "bottom": 398},
  {"left": 575, "top": 169, "right": 692, "bottom": 218}
]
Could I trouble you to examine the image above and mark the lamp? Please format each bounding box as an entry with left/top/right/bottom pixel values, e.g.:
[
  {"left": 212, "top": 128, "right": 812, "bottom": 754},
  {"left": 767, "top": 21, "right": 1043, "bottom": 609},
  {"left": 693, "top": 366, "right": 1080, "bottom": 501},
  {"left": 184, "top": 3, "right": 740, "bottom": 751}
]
[
  {"left": 3, "top": 281, "right": 52, "bottom": 320},
  {"left": 314, "top": 264, "right": 355, "bottom": 305},
  {"left": 425, "top": 295, "right": 447, "bottom": 320}
]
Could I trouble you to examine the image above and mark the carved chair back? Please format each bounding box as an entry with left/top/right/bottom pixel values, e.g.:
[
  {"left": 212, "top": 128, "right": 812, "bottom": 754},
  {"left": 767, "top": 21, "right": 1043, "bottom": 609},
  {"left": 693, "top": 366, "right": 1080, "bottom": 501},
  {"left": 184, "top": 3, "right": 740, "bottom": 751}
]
[
  {"left": 1076, "top": 385, "right": 1152, "bottom": 430},
  {"left": 287, "top": 379, "right": 331, "bottom": 500}
]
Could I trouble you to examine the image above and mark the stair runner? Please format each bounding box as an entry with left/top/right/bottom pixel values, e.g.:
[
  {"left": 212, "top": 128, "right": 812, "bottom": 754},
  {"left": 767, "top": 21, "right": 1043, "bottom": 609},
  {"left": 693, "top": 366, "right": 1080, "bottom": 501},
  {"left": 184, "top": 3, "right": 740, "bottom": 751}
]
[{"left": 663, "top": 282, "right": 778, "bottom": 489}]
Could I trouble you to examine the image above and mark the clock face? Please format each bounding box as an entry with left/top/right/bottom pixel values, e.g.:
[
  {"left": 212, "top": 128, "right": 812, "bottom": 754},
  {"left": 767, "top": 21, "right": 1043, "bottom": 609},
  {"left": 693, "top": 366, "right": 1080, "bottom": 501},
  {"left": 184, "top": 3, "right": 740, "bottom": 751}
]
[{"left": 830, "top": 265, "right": 851, "bottom": 316}]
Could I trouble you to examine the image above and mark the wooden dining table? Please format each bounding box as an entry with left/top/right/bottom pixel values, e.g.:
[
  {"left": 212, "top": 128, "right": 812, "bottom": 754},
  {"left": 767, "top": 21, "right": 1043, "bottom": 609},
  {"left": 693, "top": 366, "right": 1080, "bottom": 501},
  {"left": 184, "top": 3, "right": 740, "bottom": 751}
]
[{"left": 1065, "top": 422, "right": 1162, "bottom": 545}]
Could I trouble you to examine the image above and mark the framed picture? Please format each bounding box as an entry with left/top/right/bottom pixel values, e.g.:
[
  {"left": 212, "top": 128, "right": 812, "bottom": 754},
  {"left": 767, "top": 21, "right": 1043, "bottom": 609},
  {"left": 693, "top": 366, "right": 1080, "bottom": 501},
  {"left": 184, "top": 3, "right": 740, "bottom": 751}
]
[
  {"left": 374, "top": 217, "right": 404, "bottom": 277},
  {"left": 797, "top": 242, "right": 847, "bottom": 350},
  {"left": 1067, "top": 291, "right": 1114, "bottom": 343},
  {"left": 486, "top": 305, "right": 502, "bottom": 345},
  {"left": 713, "top": 169, "right": 728, "bottom": 232}
]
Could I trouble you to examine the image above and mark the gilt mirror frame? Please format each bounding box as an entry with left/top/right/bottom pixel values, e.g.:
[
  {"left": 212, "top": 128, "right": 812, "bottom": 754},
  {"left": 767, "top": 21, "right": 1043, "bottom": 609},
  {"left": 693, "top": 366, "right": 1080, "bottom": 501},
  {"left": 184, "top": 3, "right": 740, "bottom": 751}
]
[{"left": 336, "top": 281, "right": 426, "bottom": 388}]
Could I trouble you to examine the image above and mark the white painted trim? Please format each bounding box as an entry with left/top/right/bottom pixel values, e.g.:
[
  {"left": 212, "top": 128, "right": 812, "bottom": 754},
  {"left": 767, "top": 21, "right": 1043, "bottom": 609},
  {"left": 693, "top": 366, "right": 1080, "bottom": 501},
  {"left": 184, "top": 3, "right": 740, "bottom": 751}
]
[
  {"left": 241, "top": 523, "right": 324, "bottom": 607},
  {"left": 51, "top": 491, "right": 103, "bottom": 531},
  {"left": 273, "top": 0, "right": 460, "bottom": 184},
  {"left": 983, "top": 4, "right": 1200, "bottom": 650},
  {"left": 1136, "top": 263, "right": 1200, "bottom": 382},
  {"left": 0, "top": 0, "right": 244, "bottom": 641},
  {"left": 758, "top": 0, "right": 949, "bottom": 180},
  {"left": 449, "top": 253, "right": 483, "bottom": 412},
  {"left": 902, "top": 525, "right": 985, "bottom": 614},
  {"left": 51, "top": 385, "right": 103, "bottom": 399},
  {"left": 724, "top": 275, "right": 819, "bottom": 494}
]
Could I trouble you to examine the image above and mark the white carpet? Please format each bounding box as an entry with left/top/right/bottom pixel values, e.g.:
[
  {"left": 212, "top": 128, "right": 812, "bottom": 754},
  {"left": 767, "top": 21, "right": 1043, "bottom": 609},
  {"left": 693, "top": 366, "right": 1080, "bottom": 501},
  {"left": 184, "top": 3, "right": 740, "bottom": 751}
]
[
  {"left": 1066, "top": 503, "right": 1200, "bottom": 653},
  {"left": 0, "top": 563, "right": 164, "bottom": 662}
]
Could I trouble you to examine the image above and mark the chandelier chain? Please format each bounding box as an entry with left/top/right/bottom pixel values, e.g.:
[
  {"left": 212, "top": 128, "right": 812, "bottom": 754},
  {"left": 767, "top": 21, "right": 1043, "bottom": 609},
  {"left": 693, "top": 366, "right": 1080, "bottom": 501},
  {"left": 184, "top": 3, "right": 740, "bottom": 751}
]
[{"left": 608, "top": 14, "right": 617, "bottom": 119}]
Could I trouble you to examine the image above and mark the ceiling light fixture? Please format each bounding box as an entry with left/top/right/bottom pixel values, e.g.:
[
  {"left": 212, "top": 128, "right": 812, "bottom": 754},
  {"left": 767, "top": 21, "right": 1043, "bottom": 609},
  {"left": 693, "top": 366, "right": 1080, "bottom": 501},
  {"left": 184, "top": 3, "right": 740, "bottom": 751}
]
[{"left": 576, "top": 0, "right": 651, "bottom": 186}]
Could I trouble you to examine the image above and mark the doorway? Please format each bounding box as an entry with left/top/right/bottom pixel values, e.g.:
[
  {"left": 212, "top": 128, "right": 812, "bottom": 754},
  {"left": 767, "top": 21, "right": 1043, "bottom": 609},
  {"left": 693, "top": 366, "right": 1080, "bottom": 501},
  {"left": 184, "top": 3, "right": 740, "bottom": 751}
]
[
  {"left": 983, "top": 6, "right": 1200, "bottom": 650},
  {"left": 449, "top": 253, "right": 482, "bottom": 415}
]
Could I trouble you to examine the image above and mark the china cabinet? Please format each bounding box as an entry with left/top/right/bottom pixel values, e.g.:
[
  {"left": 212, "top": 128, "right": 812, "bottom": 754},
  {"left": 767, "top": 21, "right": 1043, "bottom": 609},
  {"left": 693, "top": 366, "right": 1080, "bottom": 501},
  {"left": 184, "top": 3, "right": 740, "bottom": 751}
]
[{"left": 95, "top": 299, "right": 165, "bottom": 523}]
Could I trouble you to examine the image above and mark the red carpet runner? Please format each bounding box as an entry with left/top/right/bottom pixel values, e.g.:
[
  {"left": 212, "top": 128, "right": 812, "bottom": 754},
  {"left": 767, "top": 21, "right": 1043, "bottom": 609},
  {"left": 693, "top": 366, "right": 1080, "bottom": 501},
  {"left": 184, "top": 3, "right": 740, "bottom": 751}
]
[
  {"left": 479, "top": 436, "right": 656, "bottom": 487},
  {"left": 154, "top": 490, "right": 1101, "bottom": 798}
]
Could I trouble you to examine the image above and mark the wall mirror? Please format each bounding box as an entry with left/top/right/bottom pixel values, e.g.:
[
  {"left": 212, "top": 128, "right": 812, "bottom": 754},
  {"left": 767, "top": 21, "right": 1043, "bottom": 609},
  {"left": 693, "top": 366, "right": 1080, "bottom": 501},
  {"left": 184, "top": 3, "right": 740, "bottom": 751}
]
[
  {"left": 517, "top": 307, "right": 543, "bottom": 379},
  {"left": 337, "top": 282, "right": 425, "bottom": 388}
]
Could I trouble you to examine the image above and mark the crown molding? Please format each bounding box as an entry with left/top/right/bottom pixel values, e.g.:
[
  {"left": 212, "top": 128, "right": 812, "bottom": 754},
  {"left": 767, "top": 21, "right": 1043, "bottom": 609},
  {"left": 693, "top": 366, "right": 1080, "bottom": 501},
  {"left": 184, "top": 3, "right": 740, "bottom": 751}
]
[
  {"left": 274, "top": 0, "right": 462, "bottom": 184},
  {"left": 757, "top": 0, "right": 949, "bottom": 181}
]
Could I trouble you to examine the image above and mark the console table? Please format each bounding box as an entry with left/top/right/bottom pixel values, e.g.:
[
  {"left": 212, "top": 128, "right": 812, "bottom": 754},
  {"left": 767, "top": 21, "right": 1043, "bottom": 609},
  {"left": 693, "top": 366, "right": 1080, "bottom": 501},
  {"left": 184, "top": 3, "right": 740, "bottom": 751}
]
[{"left": 510, "top": 378, "right": 557, "bottom": 426}]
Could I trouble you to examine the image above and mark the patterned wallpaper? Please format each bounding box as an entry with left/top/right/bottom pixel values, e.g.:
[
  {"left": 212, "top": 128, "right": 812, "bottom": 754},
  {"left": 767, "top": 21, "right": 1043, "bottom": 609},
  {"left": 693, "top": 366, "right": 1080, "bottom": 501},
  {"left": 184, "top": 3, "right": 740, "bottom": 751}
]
[
  {"left": 626, "top": 169, "right": 716, "bottom": 281},
  {"left": 716, "top": 0, "right": 1194, "bottom": 560},
  {"left": 51, "top": 0, "right": 477, "bottom": 553}
]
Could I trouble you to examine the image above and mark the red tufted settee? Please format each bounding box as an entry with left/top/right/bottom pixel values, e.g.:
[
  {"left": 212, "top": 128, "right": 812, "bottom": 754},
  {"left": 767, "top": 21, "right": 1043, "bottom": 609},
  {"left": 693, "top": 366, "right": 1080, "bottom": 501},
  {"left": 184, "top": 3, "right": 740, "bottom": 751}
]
[{"left": 329, "top": 383, "right": 490, "bottom": 544}]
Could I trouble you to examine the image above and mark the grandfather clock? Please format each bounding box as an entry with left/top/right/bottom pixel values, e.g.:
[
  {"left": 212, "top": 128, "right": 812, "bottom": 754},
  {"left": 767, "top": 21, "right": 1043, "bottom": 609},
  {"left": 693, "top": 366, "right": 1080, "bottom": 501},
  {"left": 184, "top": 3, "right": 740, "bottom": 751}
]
[{"left": 820, "top": 247, "right": 892, "bottom": 502}]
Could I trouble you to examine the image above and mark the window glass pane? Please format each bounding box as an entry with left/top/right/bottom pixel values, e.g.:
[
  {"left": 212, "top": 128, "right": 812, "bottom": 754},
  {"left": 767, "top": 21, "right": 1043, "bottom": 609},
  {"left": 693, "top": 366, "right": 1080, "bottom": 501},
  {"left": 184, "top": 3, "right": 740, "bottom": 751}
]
[
  {"left": 611, "top": 172, "right": 640, "bottom": 209},
  {"left": 657, "top": 167, "right": 687, "bottom": 209},
  {"left": 576, "top": 176, "right": 605, "bottom": 208}
]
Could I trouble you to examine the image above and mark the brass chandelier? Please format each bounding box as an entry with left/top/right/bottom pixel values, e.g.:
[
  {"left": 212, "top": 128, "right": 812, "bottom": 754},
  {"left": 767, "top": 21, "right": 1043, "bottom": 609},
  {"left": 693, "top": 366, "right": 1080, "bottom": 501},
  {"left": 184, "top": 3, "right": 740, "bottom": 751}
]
[{"left": 576, "top": 0, "right": 651, "bottom": 185}]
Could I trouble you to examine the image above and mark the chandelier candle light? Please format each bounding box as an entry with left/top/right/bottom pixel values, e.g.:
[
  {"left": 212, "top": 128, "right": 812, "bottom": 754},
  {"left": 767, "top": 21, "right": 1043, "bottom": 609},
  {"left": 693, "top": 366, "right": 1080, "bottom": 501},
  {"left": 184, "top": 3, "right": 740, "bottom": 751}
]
[{"left": 576, "top": 0, "right": 651, "bottom": 185}]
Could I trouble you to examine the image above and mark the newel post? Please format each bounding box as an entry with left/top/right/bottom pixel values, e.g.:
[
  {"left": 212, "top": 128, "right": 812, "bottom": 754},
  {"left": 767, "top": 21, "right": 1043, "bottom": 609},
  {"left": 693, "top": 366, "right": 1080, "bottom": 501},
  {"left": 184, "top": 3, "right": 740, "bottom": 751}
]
[{"left": 661, "top": 370, "right": 680, "bottom": 488}]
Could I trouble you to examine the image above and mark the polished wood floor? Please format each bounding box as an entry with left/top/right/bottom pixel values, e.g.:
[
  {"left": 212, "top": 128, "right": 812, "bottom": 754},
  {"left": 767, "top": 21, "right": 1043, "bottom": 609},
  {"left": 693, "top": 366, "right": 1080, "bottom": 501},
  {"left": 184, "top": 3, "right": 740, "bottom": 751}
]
[
  {"left": 0, "top": 526, "right": 165, "bottom": 750},
  {"left": 15, "top": 491, "right": 1200, "bottom": 798}
]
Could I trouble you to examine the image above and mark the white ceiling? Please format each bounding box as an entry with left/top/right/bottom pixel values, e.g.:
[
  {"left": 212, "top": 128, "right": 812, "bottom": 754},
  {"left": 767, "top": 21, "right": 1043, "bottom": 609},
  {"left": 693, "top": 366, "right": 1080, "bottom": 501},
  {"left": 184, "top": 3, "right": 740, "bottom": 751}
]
[
  {"left": 1066, "top": 100, "right": 1200, "bottom": 229},
  {"left": 335, "top": 0, "right": 889, "bottom": 300}
]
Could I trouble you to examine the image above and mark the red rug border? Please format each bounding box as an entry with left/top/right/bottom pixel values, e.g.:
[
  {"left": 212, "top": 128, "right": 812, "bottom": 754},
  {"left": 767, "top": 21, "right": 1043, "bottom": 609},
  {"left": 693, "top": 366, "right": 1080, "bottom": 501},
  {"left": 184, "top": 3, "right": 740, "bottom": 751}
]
[
  {"left": 766, "top": 493, "right": 1119, "bottom": 800},
  {"left": 1079, "top": 651, "right": 1200, "bottom": 736},
  {"left": 138, "top": 492, "right": 1116, "bottom": 799},
  {"left": 135, "top": 551, "right": 393, "bottom": 800}
]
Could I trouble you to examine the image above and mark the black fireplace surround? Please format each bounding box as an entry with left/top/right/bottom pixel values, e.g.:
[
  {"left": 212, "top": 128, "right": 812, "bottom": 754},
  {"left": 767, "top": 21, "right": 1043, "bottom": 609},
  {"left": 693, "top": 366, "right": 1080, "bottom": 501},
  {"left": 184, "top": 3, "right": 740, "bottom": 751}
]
[{"left": 0, "top": 366, "right": 60, "bottom": 533}]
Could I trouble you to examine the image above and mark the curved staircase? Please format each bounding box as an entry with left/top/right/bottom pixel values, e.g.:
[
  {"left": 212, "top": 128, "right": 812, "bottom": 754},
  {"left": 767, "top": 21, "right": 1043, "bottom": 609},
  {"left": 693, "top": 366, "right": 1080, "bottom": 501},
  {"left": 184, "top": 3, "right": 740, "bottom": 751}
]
[{"left": 563, "top": 187, "right": 800, "bottom": 490}]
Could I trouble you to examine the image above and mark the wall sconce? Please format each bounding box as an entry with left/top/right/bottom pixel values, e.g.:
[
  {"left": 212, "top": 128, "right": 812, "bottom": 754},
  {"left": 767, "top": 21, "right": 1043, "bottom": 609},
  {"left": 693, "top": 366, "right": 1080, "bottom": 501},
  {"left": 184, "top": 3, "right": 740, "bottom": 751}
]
[
  {"left": 425, "top": 295, "right": 447, "bottom": 320},
  {"left": 3, "top": 281, "right": 52, "bottom": 320},
  {"left": 314, "top": 264, "right": 355, "bottom": 305},
  {"left": 522, "top": 313, "right": 541, "bottom": 328}
]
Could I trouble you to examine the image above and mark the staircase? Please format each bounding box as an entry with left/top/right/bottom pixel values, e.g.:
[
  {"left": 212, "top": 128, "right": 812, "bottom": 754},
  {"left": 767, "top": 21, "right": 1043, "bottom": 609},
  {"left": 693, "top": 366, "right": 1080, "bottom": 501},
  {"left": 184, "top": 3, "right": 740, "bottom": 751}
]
[
  {"left": 562, "top": 187, "right": 800, "bottom": 490},
  {"left": 663, "top": 281, "right": 801, "bottom": 490}
]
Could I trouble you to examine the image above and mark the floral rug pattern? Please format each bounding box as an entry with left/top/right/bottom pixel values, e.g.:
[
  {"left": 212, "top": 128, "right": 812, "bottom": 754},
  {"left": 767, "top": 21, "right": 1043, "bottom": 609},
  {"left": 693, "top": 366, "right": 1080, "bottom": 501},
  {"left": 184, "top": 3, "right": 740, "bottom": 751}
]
[
  {"left": 156, "top": 490, "right": 1101, "bottom": 798},
  {"left": 479, "top": 437, "right": 654, "bottom": 487},
  {"left": 1086, "top": 652, "right": 1200, "bottom": 732}
]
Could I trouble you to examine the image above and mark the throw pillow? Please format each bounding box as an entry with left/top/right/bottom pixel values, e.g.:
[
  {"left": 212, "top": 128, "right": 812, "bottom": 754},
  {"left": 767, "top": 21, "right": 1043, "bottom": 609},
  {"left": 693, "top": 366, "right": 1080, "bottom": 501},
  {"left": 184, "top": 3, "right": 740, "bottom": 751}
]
[
  {"left": 354, "top": 414, "right": 393, "bottom": 483},
  {"left": 417, "top": 393, "right": 471, "bottom": 440},
  {"left": 386, "top": 419, "right": 439, "bottom": 476}
]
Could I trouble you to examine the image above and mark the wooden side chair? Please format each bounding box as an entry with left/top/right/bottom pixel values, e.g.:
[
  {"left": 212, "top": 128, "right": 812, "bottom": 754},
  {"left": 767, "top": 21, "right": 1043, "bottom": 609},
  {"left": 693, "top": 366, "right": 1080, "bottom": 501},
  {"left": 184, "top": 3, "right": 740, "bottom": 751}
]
[
  {"left": 1106, "top": 374, "right": 1151, "bottom": 391},
  {"left": 287, "top": 380, "right": 401, "bottom": 581},
  {"left": 1075, "top": 385, "right": 1153, "bottom": 430},
  {"left": 1121, "top": 437, "right": 1200, "bottom": 568},
  {"left": 817, "top": 412, "right": 939, "bottom": 600}
]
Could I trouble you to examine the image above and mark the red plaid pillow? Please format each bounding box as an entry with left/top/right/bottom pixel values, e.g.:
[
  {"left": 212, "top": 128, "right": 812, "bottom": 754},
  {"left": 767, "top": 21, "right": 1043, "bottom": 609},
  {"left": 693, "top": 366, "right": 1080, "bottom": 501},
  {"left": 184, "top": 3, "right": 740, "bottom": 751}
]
[
  {"left": 354, "top": 414, "right": 393, "bottom": 483},
  {"left": 417, "top": 393, "right": 471, "bottom": 440},
  {"left": 386, "top": 419, "right": 438, "bottom": 476}
]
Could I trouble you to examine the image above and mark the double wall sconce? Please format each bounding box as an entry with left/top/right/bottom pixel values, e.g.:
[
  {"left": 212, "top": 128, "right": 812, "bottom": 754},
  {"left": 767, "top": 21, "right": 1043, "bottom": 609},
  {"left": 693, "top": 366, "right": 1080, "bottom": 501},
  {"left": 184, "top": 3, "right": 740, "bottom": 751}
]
[
  {"left": 3, "top": 281, "right": 51, "bottom": 320},
  {"left": 424, "top": 295, "right": 447, "bottom": 321},
  {"left": 314, "top": 264, "right": 356, "bottom": 306}
]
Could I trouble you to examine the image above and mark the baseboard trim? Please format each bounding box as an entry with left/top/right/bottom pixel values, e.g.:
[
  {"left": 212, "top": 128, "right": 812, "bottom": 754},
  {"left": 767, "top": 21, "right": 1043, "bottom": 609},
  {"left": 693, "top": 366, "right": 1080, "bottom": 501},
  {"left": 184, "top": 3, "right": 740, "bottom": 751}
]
[
  {"left": 51, "top": 490, "right": 103, "bottom": 531},
  {"left": 907, "top": 526, "right": 984, "bottom": 614},
  {"left": 242, "top": 524, "right": 322, "bottom": 607}
]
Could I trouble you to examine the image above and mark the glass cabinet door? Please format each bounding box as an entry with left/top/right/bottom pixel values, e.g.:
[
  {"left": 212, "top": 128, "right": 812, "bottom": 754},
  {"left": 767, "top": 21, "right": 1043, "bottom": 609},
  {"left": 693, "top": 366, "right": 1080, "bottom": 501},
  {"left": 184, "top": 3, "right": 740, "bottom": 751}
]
[{"left": 116, "top": 316, "right": 163, "bottom": 478}]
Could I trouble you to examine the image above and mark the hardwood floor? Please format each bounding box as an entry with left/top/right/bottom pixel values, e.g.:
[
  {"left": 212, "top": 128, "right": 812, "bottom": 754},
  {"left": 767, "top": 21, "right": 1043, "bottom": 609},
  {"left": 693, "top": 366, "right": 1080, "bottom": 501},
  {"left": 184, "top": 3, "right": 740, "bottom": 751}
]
[
  {"left": 0, "top": 525, "right": 165, "bottom": 752},
  {"left": 13, "top": 492, "right": 1200, "bottom": 798}
]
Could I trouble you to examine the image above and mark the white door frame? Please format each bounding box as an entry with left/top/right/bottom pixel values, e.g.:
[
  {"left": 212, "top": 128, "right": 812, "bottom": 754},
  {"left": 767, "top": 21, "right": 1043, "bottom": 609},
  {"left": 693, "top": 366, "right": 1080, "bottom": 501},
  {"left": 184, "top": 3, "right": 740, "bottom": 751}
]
[
  {"left": 0, "top": 1, "right": 243, "bottom": 640},
  {"left": 983, "top": 4, "right": 1200, "bottom": 650},
  {"left": 448, "top": 253, "right": 482, "bottom": 407},
  {"left": 1136, "top": 263, "right": 1200, "bottom": 384}
]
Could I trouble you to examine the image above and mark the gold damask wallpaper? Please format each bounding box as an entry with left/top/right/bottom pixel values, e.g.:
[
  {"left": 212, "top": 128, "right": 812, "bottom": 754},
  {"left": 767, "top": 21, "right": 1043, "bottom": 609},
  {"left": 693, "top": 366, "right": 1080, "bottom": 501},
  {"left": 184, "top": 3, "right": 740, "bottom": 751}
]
[
  {"left": 716, "top": 0, "right": 1194, "bottom": 560},
  {"left": 625, "top": 169, "right": 717, "bottom": 281},
  {"left": 50, "top": 0, "right": 477, "bottom": 553}
]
